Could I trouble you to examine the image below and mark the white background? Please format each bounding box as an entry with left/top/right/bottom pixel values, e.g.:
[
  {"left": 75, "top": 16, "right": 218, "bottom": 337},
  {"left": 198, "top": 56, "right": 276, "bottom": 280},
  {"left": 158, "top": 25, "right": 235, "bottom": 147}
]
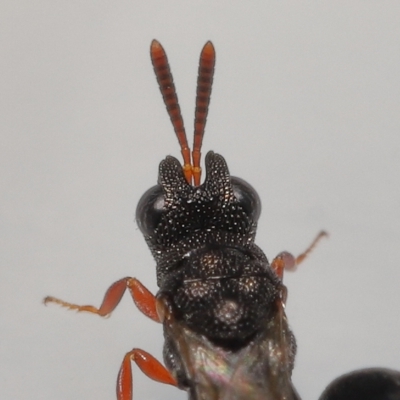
[{"left": 1, "top": 2, "right": 400, "bottom": 400}]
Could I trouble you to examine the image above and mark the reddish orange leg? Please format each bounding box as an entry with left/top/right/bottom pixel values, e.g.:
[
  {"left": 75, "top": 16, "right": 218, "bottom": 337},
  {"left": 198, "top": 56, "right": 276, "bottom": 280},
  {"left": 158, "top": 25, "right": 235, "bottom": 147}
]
[
  {"left": 271, "top": 230, "right": 328, "bottom": 279},
  {"left": 44, "top": 277, "right": 160, "bottom": 322},
  {"left": 117, "top": 348, "right": 177, "bottom": 400}
]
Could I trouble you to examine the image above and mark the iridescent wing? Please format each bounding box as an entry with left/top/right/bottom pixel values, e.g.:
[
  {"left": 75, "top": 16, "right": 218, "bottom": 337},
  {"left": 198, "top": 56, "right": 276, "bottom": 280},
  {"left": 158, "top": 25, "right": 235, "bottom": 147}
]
[{"left": 159, "top": 293, "right": 300, "bottom": 400}]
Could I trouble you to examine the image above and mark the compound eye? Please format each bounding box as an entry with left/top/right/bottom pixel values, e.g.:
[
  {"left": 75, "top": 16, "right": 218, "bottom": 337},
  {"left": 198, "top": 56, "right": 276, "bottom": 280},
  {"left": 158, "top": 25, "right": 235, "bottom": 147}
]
[
  {"left": 231, "top": 177, "right": 261, "bottom": 222},
  {"left": 136, "top": 185, "right": 165, "bottom": 236}
]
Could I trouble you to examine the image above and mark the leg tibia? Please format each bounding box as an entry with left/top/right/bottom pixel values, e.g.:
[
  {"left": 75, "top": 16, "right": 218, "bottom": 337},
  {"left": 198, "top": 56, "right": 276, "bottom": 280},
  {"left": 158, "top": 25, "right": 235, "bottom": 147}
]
[
  {"left": 44, "top": 277, "right": 160, "bottom": 322},
  {"left": 117, "top": 349, "right": 177, "bottom": 400}
]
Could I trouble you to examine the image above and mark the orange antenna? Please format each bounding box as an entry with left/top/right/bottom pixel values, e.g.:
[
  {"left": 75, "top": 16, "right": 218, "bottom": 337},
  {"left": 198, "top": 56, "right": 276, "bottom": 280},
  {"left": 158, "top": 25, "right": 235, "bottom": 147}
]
[
  {"left": 150, "top": 40, "right": 192, "bottom": 184},
  {"left": 192, "top": 41, "right": 216, "bottom": 186}
]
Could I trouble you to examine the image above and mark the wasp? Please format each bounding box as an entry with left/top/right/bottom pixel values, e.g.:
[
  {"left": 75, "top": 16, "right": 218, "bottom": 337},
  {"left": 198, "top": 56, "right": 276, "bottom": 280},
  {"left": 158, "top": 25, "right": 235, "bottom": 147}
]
[{"left": 45, "top": 41, "right": 400, "bottom": 400}]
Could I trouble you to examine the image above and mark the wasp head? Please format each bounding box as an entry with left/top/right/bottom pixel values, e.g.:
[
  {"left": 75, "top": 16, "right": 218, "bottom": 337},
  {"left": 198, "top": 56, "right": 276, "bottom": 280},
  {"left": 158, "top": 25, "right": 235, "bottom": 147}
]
[{"left": 136, "top": 151, "right": 261, "bottom": 271}]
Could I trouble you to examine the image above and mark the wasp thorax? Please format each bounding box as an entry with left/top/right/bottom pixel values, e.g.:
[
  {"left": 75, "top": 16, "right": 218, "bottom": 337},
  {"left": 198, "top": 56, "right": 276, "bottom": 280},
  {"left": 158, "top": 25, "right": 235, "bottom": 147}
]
[
  {"left": 164, "top": 246, "right": 279, "bottom": 347},
  {"left": 215, "top": 300, "right": 242, "bottom": 324}
]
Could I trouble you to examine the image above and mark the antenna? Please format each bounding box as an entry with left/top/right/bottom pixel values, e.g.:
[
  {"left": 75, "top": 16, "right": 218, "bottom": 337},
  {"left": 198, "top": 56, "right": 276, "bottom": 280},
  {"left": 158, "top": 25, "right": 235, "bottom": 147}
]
[
  {"left": 192, "top": 41, "right": 216, "bottom": 186},
  {"left": 150, "top": 40, "right": 216, "bottom": 186},
  {"left": 150, "top": 40, "right": 192, "bottom": 183}
]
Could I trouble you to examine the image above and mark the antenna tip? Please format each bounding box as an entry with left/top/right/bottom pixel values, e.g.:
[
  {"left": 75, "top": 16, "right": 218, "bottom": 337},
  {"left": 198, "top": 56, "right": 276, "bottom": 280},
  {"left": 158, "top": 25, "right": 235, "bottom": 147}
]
[
  {"left": 150, "top": 39, "right": 164, "bottom": 57},
  {"left": 202, "top": 41, "right": 215, "bottom": 57},
  {"left": 151, "top": 39, "right": 161, "bottom": 48}
]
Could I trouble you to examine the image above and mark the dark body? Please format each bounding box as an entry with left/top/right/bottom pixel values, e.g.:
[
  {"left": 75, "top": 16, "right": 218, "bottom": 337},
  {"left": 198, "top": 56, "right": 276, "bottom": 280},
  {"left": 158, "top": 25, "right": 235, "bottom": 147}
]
[
  {"left": 136, "top": 152, "right": 400, "bottom": 398},
  {"left": 137, "top": 152, "right": 299, "bottom": 400}
]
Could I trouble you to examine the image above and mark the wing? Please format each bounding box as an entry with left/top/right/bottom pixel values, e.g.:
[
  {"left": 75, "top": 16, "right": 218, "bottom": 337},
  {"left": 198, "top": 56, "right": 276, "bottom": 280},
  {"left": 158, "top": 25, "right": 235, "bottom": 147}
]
[{"left": 160, "top": 294, "right": 301, "bottom": 400}]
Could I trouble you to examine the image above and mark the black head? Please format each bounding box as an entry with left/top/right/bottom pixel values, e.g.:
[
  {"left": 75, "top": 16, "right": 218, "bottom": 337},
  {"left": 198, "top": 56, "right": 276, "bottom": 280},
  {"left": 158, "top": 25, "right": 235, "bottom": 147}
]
[{"left": 136, "top": 151, "right": 261, "bottom": 260}]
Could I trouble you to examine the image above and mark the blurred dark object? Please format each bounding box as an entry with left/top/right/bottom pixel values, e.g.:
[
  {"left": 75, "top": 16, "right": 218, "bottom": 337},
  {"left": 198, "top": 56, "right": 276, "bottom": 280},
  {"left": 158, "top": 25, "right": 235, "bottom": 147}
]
[{"left": 319, "top": 368, "right": 400, "bottom": 400}]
